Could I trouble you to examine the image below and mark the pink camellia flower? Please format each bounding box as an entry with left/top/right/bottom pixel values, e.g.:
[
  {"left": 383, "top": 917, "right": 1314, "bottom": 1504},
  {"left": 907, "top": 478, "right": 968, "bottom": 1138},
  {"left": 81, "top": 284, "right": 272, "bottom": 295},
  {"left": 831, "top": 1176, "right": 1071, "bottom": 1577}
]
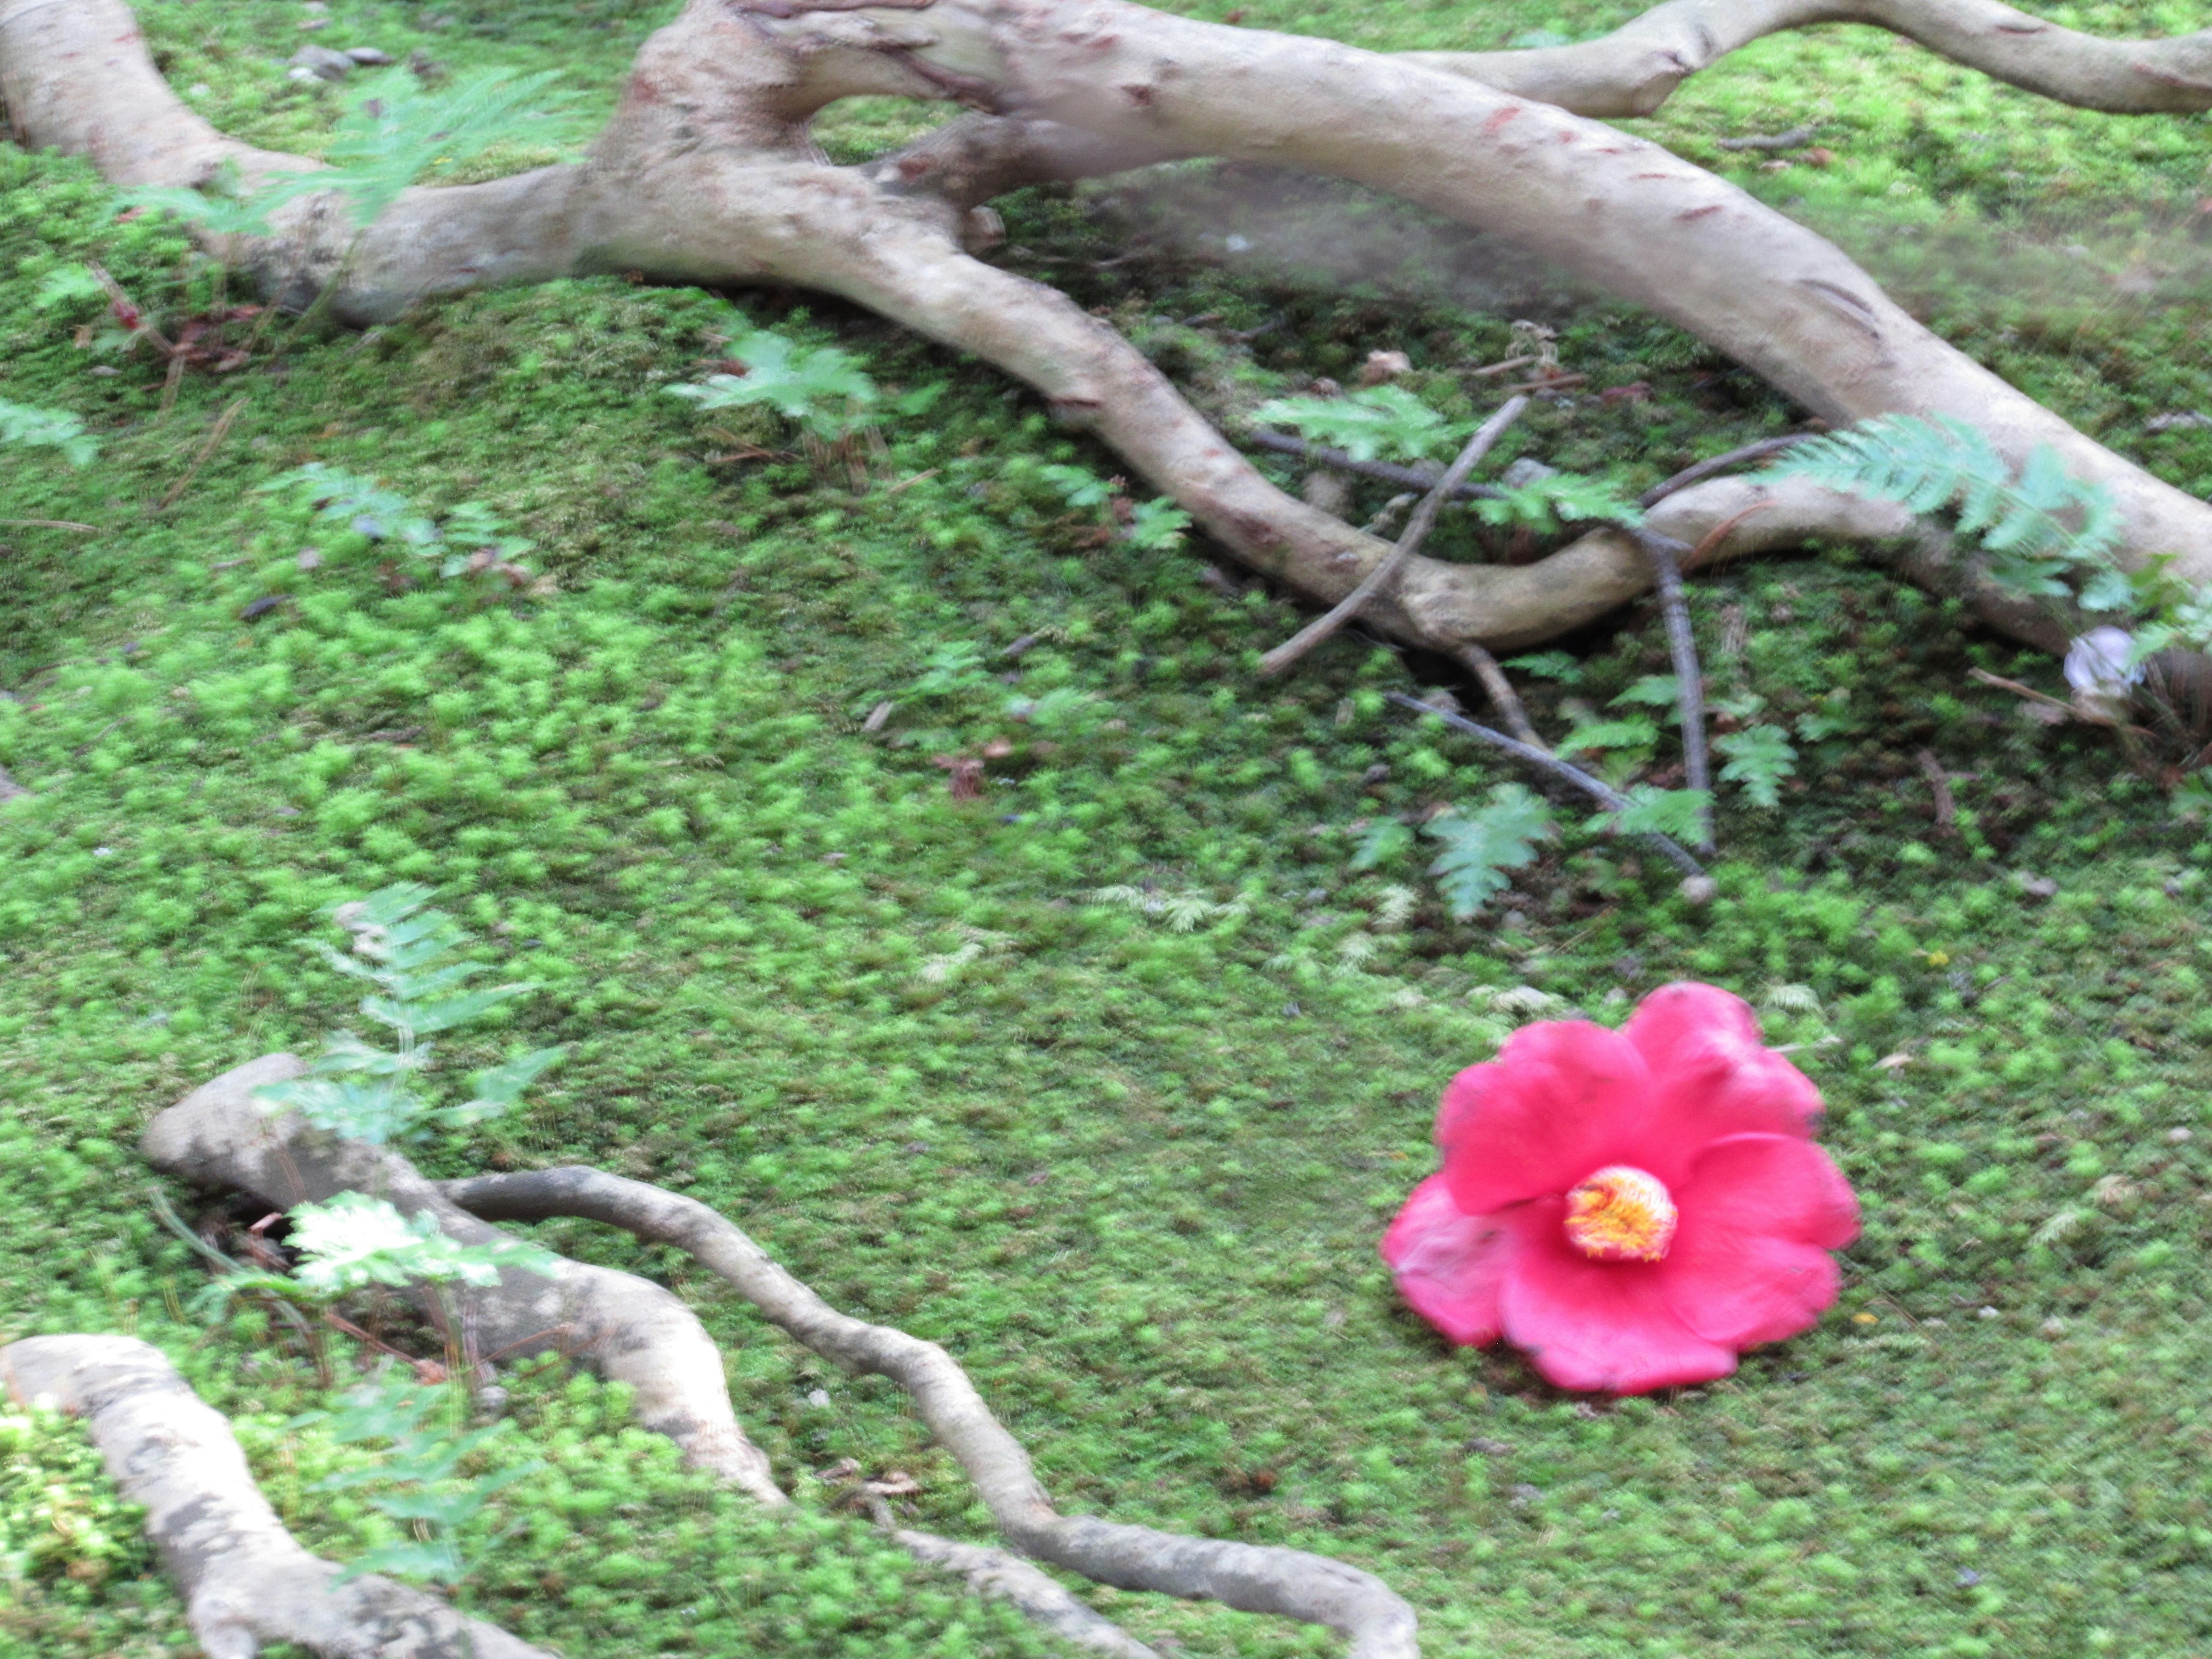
[{"left": 1381, "top": 982, "right": 1858, "bottom": 1394}]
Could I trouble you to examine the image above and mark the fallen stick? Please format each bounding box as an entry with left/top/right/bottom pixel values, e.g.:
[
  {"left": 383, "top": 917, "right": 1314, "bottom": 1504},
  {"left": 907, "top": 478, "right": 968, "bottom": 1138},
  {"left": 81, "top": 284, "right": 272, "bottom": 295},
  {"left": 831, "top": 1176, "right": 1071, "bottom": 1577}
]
[
  {"left": 0, "top": 1334, "right": 551, "bottom": 1659},
  {"left": 1261, "top": 397, "right": 1529, "bottom": 675},
  {"left": 156, "top": 393, "right": 249, "bottom": 513},
  {"left": 1638, "top": 434, "right": 1813, "bottom": 508},
  {"left": 1385, "top": 690, "right": 1707, "bottom": 877},
  {"left": 1635, "top": 529, "right": 1715, "bottom": 853},
  {"left": 1453, "top": 642, "right": 1544, "bottom": 747},
  {"left": 1245, "top": 431, "right": 1506, "bottom": 502}
]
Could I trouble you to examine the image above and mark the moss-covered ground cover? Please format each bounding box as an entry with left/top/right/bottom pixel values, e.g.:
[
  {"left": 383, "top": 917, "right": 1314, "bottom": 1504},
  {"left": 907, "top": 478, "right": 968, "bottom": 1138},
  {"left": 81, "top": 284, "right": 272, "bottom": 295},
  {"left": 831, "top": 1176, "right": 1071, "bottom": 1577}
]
[{"left": 5, "top": 2, "right": 2212, "bottom": 1656}]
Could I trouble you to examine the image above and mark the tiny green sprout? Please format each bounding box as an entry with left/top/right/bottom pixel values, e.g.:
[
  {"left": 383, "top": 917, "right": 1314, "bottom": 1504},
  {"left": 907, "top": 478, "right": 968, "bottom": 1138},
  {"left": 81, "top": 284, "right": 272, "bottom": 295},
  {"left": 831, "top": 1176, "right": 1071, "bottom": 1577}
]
[
  {"left": 255, "top": 884, "right": 562, "bottom": 1145},
  {"left": 0, "top": 398, "right": 100, "bottom": 468},
  {"left": 666, "top": 317, "right": 879, "bottom": 440},
  {"left": 288, "top": 1193, "right": 559, "bottom": 1293},
  {"left": 1251, "top": 384, "right": 1460, "bottom": 464}
]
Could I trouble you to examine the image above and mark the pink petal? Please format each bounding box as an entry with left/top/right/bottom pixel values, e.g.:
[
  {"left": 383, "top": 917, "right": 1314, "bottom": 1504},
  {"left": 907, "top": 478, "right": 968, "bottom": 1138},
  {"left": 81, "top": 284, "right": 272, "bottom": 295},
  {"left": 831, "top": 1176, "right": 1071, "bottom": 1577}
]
[
  {"left": 1494, "top": 1200, "right": 1737, "bottom": 1394},
  {"left": 1436, "top": 1021, "right": 1653, "bottom": 1215},
  {"left": 1620, "top": 983, "right": 1822, "bottom": 1180},
  {"left": 1658, "top": 1134, "right": 1858, "bottom": 1349},
  {"left": 1680, "top": 1133, "right": 1860, "bottom": 1248},
  {"left": 1380, "top": 1173, "right": 1510, "bottom": 1346},
  {"left": 1661, "top": 1230, "right": 1842, "bottom": 1349}
]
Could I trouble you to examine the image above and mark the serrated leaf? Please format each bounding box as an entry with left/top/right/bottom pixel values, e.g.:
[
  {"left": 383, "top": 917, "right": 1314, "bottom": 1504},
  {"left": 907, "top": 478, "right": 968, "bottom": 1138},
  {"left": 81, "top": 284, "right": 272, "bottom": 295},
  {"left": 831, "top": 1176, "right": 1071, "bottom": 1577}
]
[
  {"left": 1555, "top": 717, "right": 1658, "bottom": 756},
  {"left": 1501, "top": 650, "right": 1581, "bottom": 683},
  {"left": 1350, "top": 818, "right": 1415, "bottom": 870},
  {"left": 362, "top": 984, "right": 530, "bottom": 1034},
  {"left": 1715, "top": 725, "right": 1797, "bottom": 809},
  {"left": 467, "top": 1045, "right": 567, "bottom": 1107},
  {"left": 335, "top": 1539, "right": 465, "bottom": 1586},
  {"left": 1422, "top": 783, "right": 1552, "bottom": 919},
  {"left": 1590, "top": 786, "right": 1709, "bottom": 841},
  {"left": 1251, "top": 385, "right": 1459, "bottom": 464}
]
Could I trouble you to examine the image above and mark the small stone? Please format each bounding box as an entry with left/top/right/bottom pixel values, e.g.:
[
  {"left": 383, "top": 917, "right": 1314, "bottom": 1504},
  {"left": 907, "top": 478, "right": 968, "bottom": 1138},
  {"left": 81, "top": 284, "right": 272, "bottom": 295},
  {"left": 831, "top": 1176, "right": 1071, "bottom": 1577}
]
[
  {"left": 2040, "top": 1316, "right": 2067, "bottom": 1338},
  {"left": 806, "top": 1388, "right": 832, "bottom": 1409},
  {"left": 345, "top": 46, "right": 396, "bottom": 65},
  {"left": 1978, "top": 1305, "right": 2001, "bottom": 1320},
  {"left": 1957, "top": 1569, "right": 1982, "bottom": 1586},
  {"left": 2015, "top": 872, "right": 2059, "bottom": 900},
  {"left": 0, "top": 765, "right": 21, "bottom": 802},
  {"left": 2168, "top": 1126, "right": 2194, "bottom": 1143},
  {"left": 1357, "top": 349, "right": 1412, "bottom": 386},
  {"left": 287, "top": 43, "right": 355, "bottom": 79},
  {"left": 1498, "top": 457, "right": 1560, "bottom": 490},
  {"left": 1677, "top": 874, "right": 1718, "bottom": 907},
  {"left": 296, "top": 547, "right": 323, "bottom": 571}
]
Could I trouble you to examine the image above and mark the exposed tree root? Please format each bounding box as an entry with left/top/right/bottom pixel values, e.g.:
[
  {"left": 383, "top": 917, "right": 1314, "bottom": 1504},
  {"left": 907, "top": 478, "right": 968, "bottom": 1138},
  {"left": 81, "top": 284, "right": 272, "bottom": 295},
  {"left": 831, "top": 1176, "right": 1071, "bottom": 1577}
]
[
  {"left": 1407, "top": 0, "right": 2212, "bottom": 119},
  {"left": 0, "top": 1333, "right": 550, "bottom": 1659},
  {"left": 139, "top": 1059, "right": 1412, "bottom": 1654},
  {"left": 140, "top": 1054, "right": 788, "bottom": 1504},
  {"left": 438, "top": 1166, "right": 1421, "bottom": 1659},
  {"left": 5, "top": 0, "right": 2206, "bottom": 662}
]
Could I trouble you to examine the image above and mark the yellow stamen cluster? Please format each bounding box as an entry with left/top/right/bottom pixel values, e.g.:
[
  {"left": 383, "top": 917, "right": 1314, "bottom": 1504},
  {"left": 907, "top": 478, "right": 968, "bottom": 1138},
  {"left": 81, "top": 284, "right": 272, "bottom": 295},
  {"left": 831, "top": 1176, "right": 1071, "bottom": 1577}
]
[{"left": 1565, "top": 1165, "right": 1677, "bottom": 1263}]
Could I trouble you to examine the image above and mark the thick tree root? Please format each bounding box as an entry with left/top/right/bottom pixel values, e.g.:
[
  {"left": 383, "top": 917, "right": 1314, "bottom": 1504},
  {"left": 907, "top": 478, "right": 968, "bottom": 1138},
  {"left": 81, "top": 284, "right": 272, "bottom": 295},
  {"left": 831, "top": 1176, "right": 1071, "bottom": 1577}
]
[
  {"left": 139, "top": 1059, "right": 1398, "bottom": 1653},
  {"left": 1408, "top": 0, "right": 2212, "bottom": 119},
  {"left": 438, "top": 1166, "right": 1420, "bottom": 1659},
  {"left": 0, "top": 1334, "right": 550, "bottom": 1659},
  {"left": 6, "top": 0, "right": 2199, "bottom": 661},
  {"left": 139, "top": 1054, "right": 787, "bottom": 1503}
]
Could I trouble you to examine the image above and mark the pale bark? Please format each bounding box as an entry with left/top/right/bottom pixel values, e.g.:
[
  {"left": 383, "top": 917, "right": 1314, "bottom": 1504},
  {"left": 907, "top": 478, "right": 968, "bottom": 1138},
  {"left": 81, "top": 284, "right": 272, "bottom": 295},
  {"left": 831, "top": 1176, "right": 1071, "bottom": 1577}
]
[
  {"left": 441, "top": 1165, "right": 1421, "bottom": 1659},
  {"left": 1407, "top": 0, "right": 2212, "bottom": 119},
  {"left": 0, "top": 1334, "right": 550, "bottom": 1659},
  {"left": 139, "top": 1053, "right": 787, "bottom": 1503}
]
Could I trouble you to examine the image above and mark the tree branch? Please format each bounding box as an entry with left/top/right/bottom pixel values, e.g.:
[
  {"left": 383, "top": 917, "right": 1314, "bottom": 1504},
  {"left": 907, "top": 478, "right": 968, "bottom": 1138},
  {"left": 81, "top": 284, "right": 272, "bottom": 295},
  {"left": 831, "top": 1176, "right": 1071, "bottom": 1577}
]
[
  {"left": 1386, "top": 690, "right": 1707, "bottom": 876},
  {"left": 1260, "top": 396, "right": 1528, "bottom": 675},
  {"left": 438, "top": 1166, "right": 1422, "bottom": 1659}
]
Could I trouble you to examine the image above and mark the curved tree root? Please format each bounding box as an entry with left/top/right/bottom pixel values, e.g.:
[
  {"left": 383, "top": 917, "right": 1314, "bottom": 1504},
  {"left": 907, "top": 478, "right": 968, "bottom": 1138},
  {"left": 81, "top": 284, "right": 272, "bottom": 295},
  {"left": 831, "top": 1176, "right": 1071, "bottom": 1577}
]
[
  {"left": 1407, "top": 0, "right": 2212, "bottom": 119},
  {"left": 438, "top": 1166, "right": 1421, "bottom": 1659},
  {"left": 139, "top": 1053, "right": 787, "bottom": 1503},
  {"left": 6, "top": 0, "right": 2198, "bottom": 663},
  {"left": 0, "top": 1333, "right": 551, "bottom": 1659},
  {"left": 139, "top": 1060, "right": 1398, "bottom": 1654}
]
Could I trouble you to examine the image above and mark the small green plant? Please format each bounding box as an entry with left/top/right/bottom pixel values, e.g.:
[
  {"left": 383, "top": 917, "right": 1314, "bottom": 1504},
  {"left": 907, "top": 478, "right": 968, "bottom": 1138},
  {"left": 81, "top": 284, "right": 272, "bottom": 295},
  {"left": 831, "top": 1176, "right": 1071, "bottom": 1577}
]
[
  {"left": 667, "top": 319, "right": 880, "bottom": 441},
  {"left": 1251, "top": 385, "right": 1460, "bottom": 463},
  {"left": 1422, "top": 783, "right": 1554, "bottom": 919},
  {"left": 1473, "top": 472, "right": 1644, "bottom": 531},
  {"left": 288, "top": 1193, "right": 556, "bottom": 1294},
  {"left": 255, "top": 884, "right": 562, "bottom": 1145},
  {"left": 1715, "top": 725, "right": 1798, "bottom": 808},
  {"left": 1350, "top": 817, "right": 1416, "bottom": 870},
  {"left": 1761, "top": 414, "right": 2127, "bottom": 608},
  {"left": 1087, "top": 885, "right": 1251, "bottom": 930},
  {"left": 317, "top": 70, "right": 569, "bottom": 231},
  {"left": 1555, "top": 717, "right": 1660, "bottom": 759},
  {"left": 0, "top": 398, "right": 99, "bottom": 467},
  {"left": 1591, "top": 785, "right": 1710, "bottom": 842},
  {"left": 1037, "top": 463, "right": 1116, "bottom": 510},
  {"left": 257, "top": 467, "right": 541, "bottom": 582},
  {"left": 122, "top": 160, "right": 302, "bottom": 240},
  {"left": 300, "top": 1368, "right": 540, "bottom": 1590},
  {"left": 1124, "top": 497, "right": 1194, "bottom": 551}
]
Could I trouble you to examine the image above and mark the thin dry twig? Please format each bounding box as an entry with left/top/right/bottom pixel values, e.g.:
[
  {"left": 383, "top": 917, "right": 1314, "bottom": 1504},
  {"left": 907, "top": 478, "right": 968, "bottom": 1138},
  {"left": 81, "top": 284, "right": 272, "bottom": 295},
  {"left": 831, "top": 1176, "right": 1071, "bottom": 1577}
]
[
  {"left": 1917, "top": 748, "right": 1957, "bottom": 832},
  {"left": 1467, "top": 354, "right": 1537, "bottom": 377},
  {"left": 156, "top": 394, "right": 248, "bottom": 513},
  {"left": 1454, "top": 642, "right": 1544, "bottom": 747},
  {"left": 1245, "top": 430, "right": 1505, "bottom": 502},
  {"left": 1386, "top": 690, "right": 1707, "bottom": 876},
  {"left": 1637, "top": 434, "right": 1813, "bottom": 508},
  {"left": 0, "top": 518, "right": 98, "bottom": 532},
  {"left": 1262, "top": 396, "right": 1529, "bottom": 675},
  {"left": 1634, "top": 528, "right": 1714, "bottom": 853}
]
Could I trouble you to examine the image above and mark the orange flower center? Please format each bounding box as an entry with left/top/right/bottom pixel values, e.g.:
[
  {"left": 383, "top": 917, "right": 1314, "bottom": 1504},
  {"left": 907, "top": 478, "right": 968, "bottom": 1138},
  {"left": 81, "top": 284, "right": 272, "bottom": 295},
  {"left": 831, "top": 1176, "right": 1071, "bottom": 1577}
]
[{"left": 1564, "top": 1165, "right": 1677, "bottom": 1263}]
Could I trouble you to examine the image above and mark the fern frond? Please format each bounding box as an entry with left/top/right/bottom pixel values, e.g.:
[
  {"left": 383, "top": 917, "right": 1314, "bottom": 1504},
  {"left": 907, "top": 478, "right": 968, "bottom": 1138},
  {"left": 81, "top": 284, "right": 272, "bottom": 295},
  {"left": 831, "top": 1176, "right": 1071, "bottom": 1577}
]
[{"left": 1762, "top": 414, "right": 2122, "bottom": 607}]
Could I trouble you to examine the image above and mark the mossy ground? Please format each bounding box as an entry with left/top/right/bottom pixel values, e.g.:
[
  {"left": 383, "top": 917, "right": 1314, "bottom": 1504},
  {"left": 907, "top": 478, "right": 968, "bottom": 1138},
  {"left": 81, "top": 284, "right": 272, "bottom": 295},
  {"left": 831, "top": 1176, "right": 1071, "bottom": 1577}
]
[{"left": 5, "top": 2, "right": 2212, "bottom": 1657}]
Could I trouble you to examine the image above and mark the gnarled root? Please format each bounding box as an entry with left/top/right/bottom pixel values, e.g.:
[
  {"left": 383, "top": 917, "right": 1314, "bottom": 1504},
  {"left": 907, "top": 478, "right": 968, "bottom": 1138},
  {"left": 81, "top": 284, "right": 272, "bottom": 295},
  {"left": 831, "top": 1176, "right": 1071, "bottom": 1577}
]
[
  {"left": 0, "top": 1334, "right": 550, "bottom": 1659},
  {"left": 139, "top": 1053, "right": 787, "bottom": 1504},
  {"left": 1407, "top": 0, "right": 2212, "bottom": 119},
  {"left": 440, "top": 1166, "right": 1421, "bottom": 1659},
  {"left": 6, "top": 0, "right": 2205, "bottom": 662}
]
